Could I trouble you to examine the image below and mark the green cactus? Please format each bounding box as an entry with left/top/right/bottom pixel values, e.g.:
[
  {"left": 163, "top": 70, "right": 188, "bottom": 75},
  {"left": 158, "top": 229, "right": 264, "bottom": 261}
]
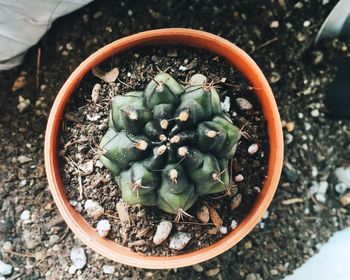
[{"left": 99, "top": 73, "right": 240, "bottom": 216}]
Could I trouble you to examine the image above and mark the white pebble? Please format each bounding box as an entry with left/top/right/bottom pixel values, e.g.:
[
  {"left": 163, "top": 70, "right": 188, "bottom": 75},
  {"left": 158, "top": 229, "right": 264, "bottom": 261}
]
[
  {"left": 236, "top": 97, "right": 253, "bottom": 110},
  {"left": 248, "top": 143, "right": 259, "bottom": 154},
  {"left": 286, "top": 133, "right": 293, "bottom": 144},
  {"left": 179, "top": 65, "right": 188, "bottom": 71},
  {"left": 231, "top": 219, "right": 238, "bottom": 229},
  {"left": 298, "top": 112, "right": 304, "bottom": 118},
  {"left": 305, "top": 122, "right": 311, "bottom": 131},
  {"left": 262, "top": 211, "right": 269, "bottom": 219},
  {"left": 235, "top": 174, "right": 244, "bottom": 182},
  {"left": 335, "top": 167, "right": 350, "bottom": 188},
  {"left": 17, "top": 95, "right": 30, "bottom": 113},
  {"left": 70, "top": 247, "right": 86, "bottom": 270},
  {"left": 311, "top": 166, "right": 318, "bottom": 177},
  {"left": 68, "top": 265, "right": 77, "bottom": 275},
  {"left": 189, "top": 74, "right": 207, "bottom": 85},
  {"left": 259, "top": 222, "right": 265, "bottom": 229},
  {"left": 96, "top": 219, "right": 111, "bottom": 237},
  {"left": 169, "top": 232, "right": 191, "bottom": 250},
  {"left": 91, "top": 83, "right": 101, "bottom": 103},
  {"left": 153, "top": 221, "right": 172, "bottom": 245},
  {"left": 102, "top": 265, "right": 115, "bottom": 274},
  {"left": 84, "top": 200, "right": 104, "bottom": 219},
  {"left": 270, "top": 21, "right": 279, "bottom": 28},
  {"left": 335, "top": 183, "right": 348, "bottom": 194},
  {"left": 220, "top": 96, "right": 231, "bottom": 112},
  {"left": 219, "top": 226, "right": 228, "bottom": 234},
  {"left": 20, "top": 210, "right": 31, "bottom": 221},
  {"left": 303, "top": 20, "right": 311, "bottom": 27},
  {"left": 0, "top": 260, "right": 13, "bottom": 276},
  {"left": 311, "top": 109, "right": 320, "bottom": 117}
]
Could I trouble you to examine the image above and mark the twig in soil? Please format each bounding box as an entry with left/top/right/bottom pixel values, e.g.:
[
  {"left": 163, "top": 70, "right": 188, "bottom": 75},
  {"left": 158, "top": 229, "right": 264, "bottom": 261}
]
[
  {"left": 59, "top": 227, "right": 70, "bottom": 242},
  {"left": 177, "top": 221, "right": 215, "bottom": 226},
  {"left": 5, "top": 250, "right": 35, "bottom": 258},
  {"left": 36, "top": 48, "right": 41, "bottom": 92},
  {"left": 66, "top": 156, "right": 84, "bottom": 200},
  {"left": 104, "top": 212, "right": 120, "bottom": 220},
  {"left": 117, "top": 78, "right": 133, "bottom": 88},
  {"left": 254, "top": 37, "right": 278, "bottom": 52}
]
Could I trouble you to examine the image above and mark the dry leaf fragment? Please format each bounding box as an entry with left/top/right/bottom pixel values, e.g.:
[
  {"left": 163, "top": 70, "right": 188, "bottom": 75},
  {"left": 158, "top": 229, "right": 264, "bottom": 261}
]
[
  {"left": 230, "top": 193, "right": 242, "bottom": 210},
  {"left": 197, "top": 205, "right": 210, "bottom": 224},
  {"left": 12, "top": 76, "right": 27, "bottom": 91},
  {"left": 281, "top": 197, "right": 304, "bottom": 205},
  {"left": 208, "top": 227, "right": 219, "bottom": 235},
  {"left": 116, "top": 201, "right": 130, "bottom": 226},
  {"left": 92, "top": 67, "right": 119, "bottom": 83},
  {"left": 208, "top": 207, "right": 223, "bottom": 228}
]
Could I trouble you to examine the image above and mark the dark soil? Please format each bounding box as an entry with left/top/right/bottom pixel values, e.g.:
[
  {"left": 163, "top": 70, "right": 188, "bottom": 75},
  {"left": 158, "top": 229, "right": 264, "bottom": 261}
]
[
  {"left": 59, "top": 46, "right": 269, "bottom": 255},
  {"left": 0, "top": 0, "right": 349, "bottom": 279}
]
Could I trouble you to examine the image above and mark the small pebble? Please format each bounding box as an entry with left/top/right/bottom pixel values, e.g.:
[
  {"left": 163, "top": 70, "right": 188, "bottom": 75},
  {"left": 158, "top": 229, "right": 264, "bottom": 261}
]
[
  {"left": 153, "top": 221, "right": 172, "bottom": 245},
  {"left": 169, "top": 232, "right": 191, "bottom": 250},
  {"left": 193, "top": 264, "right": 204, "bottom": 272},
  {"left": 70, "top": 247, "right": 86, "bottom": 270},
  {"left": 235, "top": 174, "right": 244, "bottom": 182},
  {"left": 0, "top": 260, "right": 13, "bottom": 276},
  {"left": 270, "top": 269, "right": 279, "bottom": 275},
  {"left": 2, "top": 241, "right": 12, "bottom": 252},
  {"left": 262, "top": 211, "right": 269, "bottom": 219},
  {"left": 270, "top": 72, "right": 281, "bottom": 83},
  {"left": 49, "top": 235, "right": 60, "bottom": 245},
  {"left": 311, "top": 166, "right": 318, "bottom": 177},
  {"left": 205, "top": 267, "right": 220, "bottom": 277},
  {"left": 305, "top": 122, "right": 311, "bottom": 131},
  {"left": 244, "top": 241, "right": 252, "bottom": 249},
  {"left": 231, "top": 219, "right": 238, "bottom": 229},
  {"left": 102, "top": 265, "right": 115, "bottom": 274},
  {"left": 311, "top": 109, "right": 320, "bottom": 117},
  {"left": 189, "top": 74, "right": 207, "bottom": 85},
  {"left": 68, "top": 265, "right": 77, "bottom": 275},
  {"left": 236, "top": 97, "right": 253, "bottom": 110},
  {"left": 340, "top": 193, "right": 350, "bottom": 206},
  {"left": 17, "top": 95, "right": 30, "bottom": 113},
  {"left": 286, "top": 133, "right": 293, "bottom": 144},
  {"left": 221, "top": 96, "right": 231, "bottom": 112},
  {"left": 270, "top": 21, "right": 279, "bottom": 28},
  {"left": 248, "top": 143, "right": 259, "bottom": 154},
  {"left": 335, "top": 183, "right": 348, "bottom": 194},
  {"left": 197, "top": 205, "right": 210, "bottom": 224},
  {"left": 20, "top": 210, "right": 31, "bottom": 221},
  {"left": 18, "top": 155, "right": 32, "bottom": 164},
  {"left": 335, "top": 167, "right": 350, "bottom": 188},
  {"left": 96, "top": 219, "right": 111, "bottom": 237},
  {"left": 303, "top": 20, "right": 311, "bottom": 27},
  {"left": 179, "top": 65, "right": 188, "bottom": 71},
  {"left": 91, "top": 83, "right": 101, "bottom": 103},
  {"left": 84, "top": 200, "right": 104, "bottom": 219},
  {"left": 219, "top": 226, "right": 228, "bottom": 234},
  {"left": 79, "top": 161, "right": 94, "bottom": 176}
]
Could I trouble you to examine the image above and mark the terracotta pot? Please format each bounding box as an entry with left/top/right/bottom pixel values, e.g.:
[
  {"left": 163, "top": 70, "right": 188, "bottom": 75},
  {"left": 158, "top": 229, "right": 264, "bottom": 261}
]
[{"left": 45, "top": 28, "right": 284, "bottom": 269}]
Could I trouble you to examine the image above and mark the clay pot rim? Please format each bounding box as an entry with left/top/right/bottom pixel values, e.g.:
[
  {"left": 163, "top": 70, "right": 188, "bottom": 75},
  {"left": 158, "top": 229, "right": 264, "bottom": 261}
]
[{"left": 44, "top": 28, "right": 283, "bottom": 269}]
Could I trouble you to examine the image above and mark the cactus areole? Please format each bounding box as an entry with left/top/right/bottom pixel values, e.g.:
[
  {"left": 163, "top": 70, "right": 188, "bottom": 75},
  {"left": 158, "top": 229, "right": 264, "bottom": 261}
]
[{"left": 99, "top": 73, "right": 241, "bottom": 215}]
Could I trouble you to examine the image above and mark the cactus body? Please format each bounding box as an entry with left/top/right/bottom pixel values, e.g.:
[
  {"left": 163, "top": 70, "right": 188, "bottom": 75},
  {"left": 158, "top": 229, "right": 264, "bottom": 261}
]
[{"left": 100, "top": 73, "right": 240, "bottom": 214}]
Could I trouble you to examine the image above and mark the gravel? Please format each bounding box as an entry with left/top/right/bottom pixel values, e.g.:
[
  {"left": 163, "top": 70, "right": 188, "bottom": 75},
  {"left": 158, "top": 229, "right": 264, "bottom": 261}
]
[
  {"left": 70, "top": 247, "right": 87, "bottom": 270},
  {"left": 153, "top": 221, "right": 173, "bottom": 245},
  {"left": 169, "top": 232, "right": 191, "bottom": 251}
]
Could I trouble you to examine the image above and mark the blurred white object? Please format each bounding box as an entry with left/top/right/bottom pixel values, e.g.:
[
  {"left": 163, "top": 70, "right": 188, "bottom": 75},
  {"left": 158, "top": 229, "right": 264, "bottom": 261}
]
[
  {"left": 284, "top": 227, "right": 350, "bottom": 280},
  {"left": 0, "top": 0, "right": 93, "bottom": 70}
]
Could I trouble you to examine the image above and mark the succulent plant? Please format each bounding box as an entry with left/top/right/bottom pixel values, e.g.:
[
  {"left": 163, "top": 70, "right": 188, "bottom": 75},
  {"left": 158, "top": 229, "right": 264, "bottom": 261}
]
[{"left": 99, "top": 73, "right": 240, "bottom": 216}]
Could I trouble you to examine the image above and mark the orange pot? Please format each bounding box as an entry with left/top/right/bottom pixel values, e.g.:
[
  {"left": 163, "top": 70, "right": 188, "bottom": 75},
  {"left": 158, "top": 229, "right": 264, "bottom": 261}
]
[{"left": 45, "top": 28, "right": 283, "bottom": 269}]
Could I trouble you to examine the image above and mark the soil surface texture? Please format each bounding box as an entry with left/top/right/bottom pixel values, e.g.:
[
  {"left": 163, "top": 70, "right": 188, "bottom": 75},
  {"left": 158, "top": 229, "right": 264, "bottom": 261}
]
[{"left": 0, "top": 0, "right": 349, "bottom": 279}]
